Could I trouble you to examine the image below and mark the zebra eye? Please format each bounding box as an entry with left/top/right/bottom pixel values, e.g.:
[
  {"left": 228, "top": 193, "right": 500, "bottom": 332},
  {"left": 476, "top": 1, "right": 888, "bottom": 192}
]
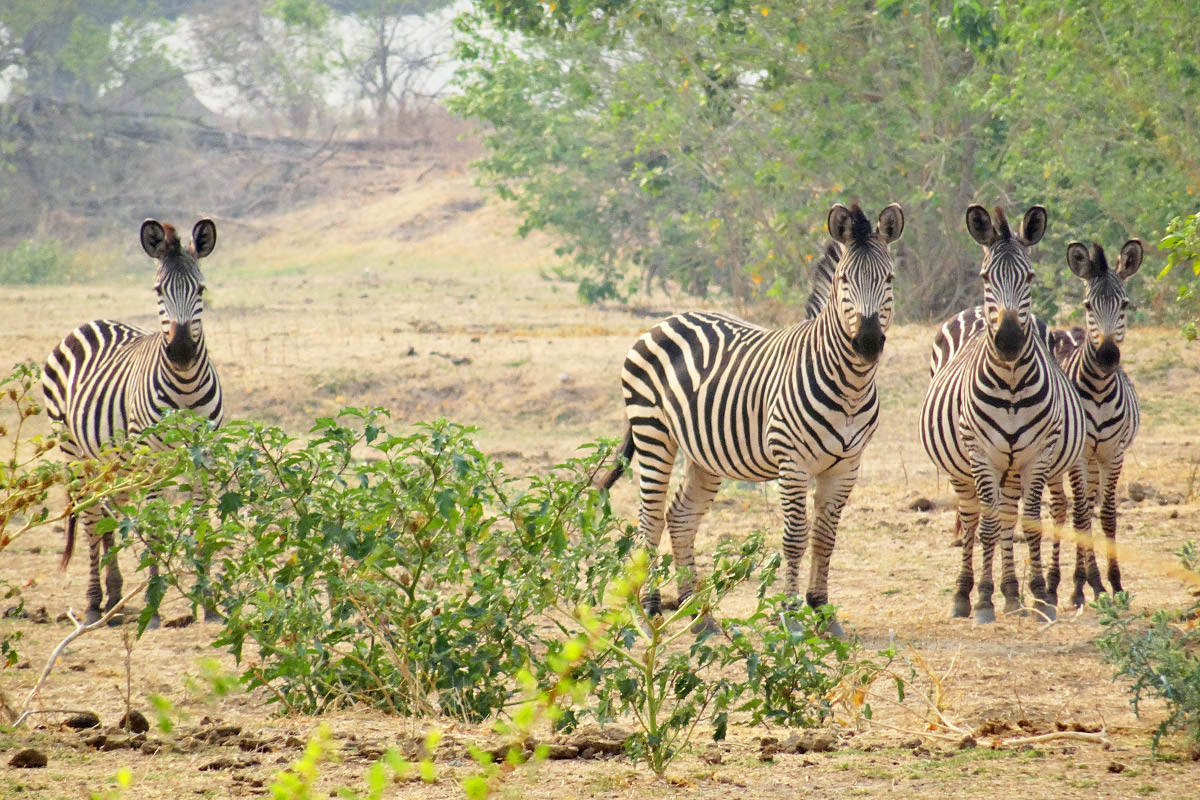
[
  {"left": 1083, "top": 301, "right": 1092, "bottom": 311},
  {"left": 885, "top": 274, "right": 894, "bottom": 284},
  {"left": 1120, "top": 299, "right": 1129, "bottom": 310}
]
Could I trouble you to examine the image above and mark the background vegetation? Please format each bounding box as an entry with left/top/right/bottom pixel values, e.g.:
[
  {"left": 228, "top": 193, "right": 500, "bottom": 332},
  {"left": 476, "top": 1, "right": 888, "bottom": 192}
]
[{"left": 451, "top": 0, "right": 1200, "bottom": 321}]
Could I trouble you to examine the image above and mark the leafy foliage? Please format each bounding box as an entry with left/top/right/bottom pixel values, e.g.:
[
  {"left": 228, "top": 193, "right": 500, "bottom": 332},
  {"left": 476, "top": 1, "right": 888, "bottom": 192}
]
[
  {"left": 0, "top": 238, "right": 90, "bottom": 285},
  {"left": 451, "top": 0, "right": 1200, "bottom": 320},
  {"left": 1095, "top": 542, "right": 1200, "bottom": 757},
  {"left": 1158, "top": 212, "right": 1200, "bottom": 340},
  {"left": 122, "top": 409, "right": 634, "bottom": 719}
]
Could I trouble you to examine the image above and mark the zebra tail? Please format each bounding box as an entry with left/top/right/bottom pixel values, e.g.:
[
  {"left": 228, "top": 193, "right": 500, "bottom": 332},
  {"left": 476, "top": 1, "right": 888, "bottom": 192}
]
[
  {"left": 595, "top": 426, "right": 635, "bottom": 491},
  {"left": 61, "top": 513, "right": 77, "bottom": 570}
]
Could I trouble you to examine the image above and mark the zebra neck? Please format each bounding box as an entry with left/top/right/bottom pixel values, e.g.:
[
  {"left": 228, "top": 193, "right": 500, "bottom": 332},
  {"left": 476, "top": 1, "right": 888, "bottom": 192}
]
[
  {"left": 982, "top": 335, "right": 1038, "bottom": 380},
  {"left": 159, "top": 335, "right": 211, "bottom": 382},
  {"left": 809, "top": 311, "right": 881, "bottom": 395},
  {"left": 1076, "top": 343, "right": 1120, "bottom": 385}
]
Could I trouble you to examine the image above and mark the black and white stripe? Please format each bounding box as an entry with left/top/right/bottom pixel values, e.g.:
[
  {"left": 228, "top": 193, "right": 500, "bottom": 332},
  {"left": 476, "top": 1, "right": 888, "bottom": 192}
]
[
  {"left": 803, "top": 241, "right": 842, "bottom": 321},
  {"left": 42, "top": 219, "right": 223, "bottom": 625},
  {"left": 1047, "top": 239, "right": 1142, "bottom": 607},
  {"left": 919, "top": 205, "right": 1086, "bottom": 623},
  {"left": 600, "top": 203, "right": 904, "bottom": 636}
]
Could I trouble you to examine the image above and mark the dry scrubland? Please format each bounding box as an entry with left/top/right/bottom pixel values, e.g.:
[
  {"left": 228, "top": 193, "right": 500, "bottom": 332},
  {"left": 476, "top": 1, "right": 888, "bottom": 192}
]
[{"left": 1, "top": 156, "right": 1199, "bottom": 798}]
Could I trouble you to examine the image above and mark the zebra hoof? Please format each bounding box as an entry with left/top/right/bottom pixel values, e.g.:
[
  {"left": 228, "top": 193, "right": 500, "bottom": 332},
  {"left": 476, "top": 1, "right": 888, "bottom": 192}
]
[
  {"left": 974, "top": 606, "right": 996, "bottom": 625},
  {"left": 85, "top": 609, "right": 103, "bottom": 626},
  {"left": 1003, "top": 597, "right": 1023, "bottom": 615},
  {"left": 824, "top": 618, "right": 848, "bottom": 641},
  {"left": 690, "top": 614, "right": 721, "bottom": 637},
  {"left": 144, "top": 614, "right": 162, "bottom": 630},
  {"left": 203, "top": 607, "right": 225, "bottom": 624},
  {"left": 951, "top": 596, "right": 972, "bottom": 619},
  {"left": 1035, "top": 600, "right": 1057, "bottom": 622}
]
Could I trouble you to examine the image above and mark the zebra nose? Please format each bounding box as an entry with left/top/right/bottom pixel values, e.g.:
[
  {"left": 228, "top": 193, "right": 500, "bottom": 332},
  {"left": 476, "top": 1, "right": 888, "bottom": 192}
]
[
  {"left": 1095, "top": 336, "right": 1121, "bottom": 371},
  {"left": 851, "top": 313, "right": 885, "bottom": 363},
  {"left": 165, "top": 321, "right": 197, "bottom": 365},
  {"left": 994, "top": 310, "right": 1023, "bottom": 361}
]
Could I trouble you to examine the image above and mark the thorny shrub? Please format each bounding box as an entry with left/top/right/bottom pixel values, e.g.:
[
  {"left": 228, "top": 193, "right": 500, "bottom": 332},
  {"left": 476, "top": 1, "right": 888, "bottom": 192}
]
[{"left": 1096, "top": 540, "right": 1200, "bottom": 758}]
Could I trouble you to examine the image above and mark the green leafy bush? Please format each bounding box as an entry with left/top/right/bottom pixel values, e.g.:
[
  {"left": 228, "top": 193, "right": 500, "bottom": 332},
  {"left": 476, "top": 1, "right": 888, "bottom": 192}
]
[
  {"left": 122, "top": 409, "right": 634, "bottom": 719},
  {"left": 1159, "top": 212, "right": 1200, "bottom": 340},
  {"left": 0, "top": 239, "right": 87, "bottom": 284},
  {"left": 1095, "top": 541, "right": 1200, "bottom": 757}
]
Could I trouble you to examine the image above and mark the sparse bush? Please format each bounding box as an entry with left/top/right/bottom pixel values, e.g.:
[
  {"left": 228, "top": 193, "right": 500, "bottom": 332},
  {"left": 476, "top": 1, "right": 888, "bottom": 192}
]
[
  {"left": 121, "top": 409, "right": 634, "bottom": 719},
  {"left": 0, "top": 239, "right": 87, "bottom": 284},
  {"left": 1095, "top": 541, "right": 1200, "bottom": 757}
]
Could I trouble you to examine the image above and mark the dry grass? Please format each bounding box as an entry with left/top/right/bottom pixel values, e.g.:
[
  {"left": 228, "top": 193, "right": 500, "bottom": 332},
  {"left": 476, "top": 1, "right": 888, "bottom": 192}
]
[{"left": 1, "top": 155, "right": 1199, "bottom": 798}]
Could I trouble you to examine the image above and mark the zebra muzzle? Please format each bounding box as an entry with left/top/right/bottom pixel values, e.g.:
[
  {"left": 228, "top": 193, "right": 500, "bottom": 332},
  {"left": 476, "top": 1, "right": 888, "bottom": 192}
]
[
  {"left": 1095, "top": 337, "right": 1121, "bottom": 371},
  {"left": 165, "top": 322, "right": 198, "bottom": 365},
  {"left": 851, "top": 314, "right": 885, "bottom": 363},
  {"left": 994, "top": 311, "right": 1023, "bottom": 361}
]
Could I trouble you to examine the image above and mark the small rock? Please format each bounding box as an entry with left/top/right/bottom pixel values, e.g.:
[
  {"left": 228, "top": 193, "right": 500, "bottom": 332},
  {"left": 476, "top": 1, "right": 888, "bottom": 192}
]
[
  {"left": 69, "top": 664, "right": 86, "bottom": 672},
  {"left": 119, "top": 710, "right": 150, "bottom": 734},
  {"left": 2, "top": 605, "right": 24, "bottom": 619},
  {"left": 543, "top": 744, "right": 579, "bottom": 760},
  {"left": 65, "top": 712, "right": 101, "bottom": 729},
  {"left": 83, "top": 734, "right": 107, "bottom": 749},
  {"left": 809, "top": 732, "right": 837, "bottom": 753},
  {"left": 164, "top": 614, "right": 194, "bottom": 629},
  {"left": 1127, "top": 482, "right": 1154, "bottom": 503},
  {"left": 958, "top": 735, "right": 977, "bottom": 750},
  {"left": 699, "top": 745, "right": 723, "bottom": 765},
  {"left": 1106, "top": 760, "right": 1127, "bottom": 773},
  {"left": 55, "top": 613, "right": 71, "bottom": 623},
  {"left": 902, "top": 737, "right": 923, "bottom": 750},
  {"left": 29, "top": 606, "right": 50, "bottom": 624},
  {"left": 908, "top": 497, "right": 935, "bottom": 512},
  {"left": 9, "top": 748, "right": 47, "bottom": 768}
]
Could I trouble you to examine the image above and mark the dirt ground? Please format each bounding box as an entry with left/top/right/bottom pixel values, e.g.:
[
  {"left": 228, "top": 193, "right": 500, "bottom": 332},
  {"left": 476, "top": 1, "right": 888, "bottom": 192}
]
[{"left": 1, "top": 151, "right": 1199, "bottom": 799}]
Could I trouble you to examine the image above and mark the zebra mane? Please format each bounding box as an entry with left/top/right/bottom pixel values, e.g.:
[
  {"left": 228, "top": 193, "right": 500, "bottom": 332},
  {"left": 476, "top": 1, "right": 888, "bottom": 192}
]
[
  {"left": 1090, "top": 243, "right": 1109, "bottom": 275},
  {"left": 847, "top": 203, "right": 873, "bottom": 246},
  {"left": 992, "top": 206, "right": 1011, "bottom": 239}
]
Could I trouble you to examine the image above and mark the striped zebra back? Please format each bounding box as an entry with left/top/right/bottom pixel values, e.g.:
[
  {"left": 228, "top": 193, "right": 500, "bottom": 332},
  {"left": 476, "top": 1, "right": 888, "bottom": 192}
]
[
  {"left": 920, "top": 204, "right": 1086, "bottom": 487},
  {"left": 42, "top": 219, "right": 224, "bottom": 459}
]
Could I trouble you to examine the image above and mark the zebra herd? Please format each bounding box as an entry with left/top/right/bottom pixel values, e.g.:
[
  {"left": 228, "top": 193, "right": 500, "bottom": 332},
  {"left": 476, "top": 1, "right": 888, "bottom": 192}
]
[{"left": 37, "top": 203, "right": 1141, "bottom": 635}]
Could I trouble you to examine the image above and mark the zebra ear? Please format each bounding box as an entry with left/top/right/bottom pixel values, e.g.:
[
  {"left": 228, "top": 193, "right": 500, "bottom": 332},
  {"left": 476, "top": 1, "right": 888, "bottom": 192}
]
[
  {"left": 1020, "top": 205, "right": 1048, "bottom": 246},
  {"left": 1117, "top": 239, "right": 1143, "bottom": 279},
  {"left": 1066, "top": 242, "right": 1093, "bottom": 279},
  {"left": 141, "top": 220, "right": 168, "bottom": 259},
  {"left": 965, "top": 204, "right": 994, "bottom": 246},
  {"left": 192, "top": 219, "right": 217, "bottom": 259},
  {"left": 876, "top": 203, "right": 904, "bottom": 243},
  {"left": 823, "top": 241, "right": 842, "bottom": 263},
  {"left": 827, "top": 204, "right": 854, "bottom": 244}
]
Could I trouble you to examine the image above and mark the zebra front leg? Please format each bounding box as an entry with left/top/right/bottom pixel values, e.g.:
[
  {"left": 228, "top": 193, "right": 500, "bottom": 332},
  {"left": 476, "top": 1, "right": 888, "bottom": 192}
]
[
  {"left": 1019, "top": 469, "right": 1054, "bottom": 621},
  {"left": 1046, "top": 477, "right": 1068, "bottom": 609},
  {"left": 665, "top": 462, "right": 722, "bottom": 633},
  {"left": 1099, "top": 459, "right": 1123, "bottom": 594},
  {"left": 950, "top": 479, "right": 979, "bottom": 618},
  {"left": 1070, "top": 460, "right": 1099, "bottom": 607},
  {"left": 804, "top": 465, "right": 860, "bottom": 639},
  {"left": 83, "top": 513, "right": 105, "bottom": 625},
  {"left": 778, "top": 466, "right": 816, "bottom": 631}
]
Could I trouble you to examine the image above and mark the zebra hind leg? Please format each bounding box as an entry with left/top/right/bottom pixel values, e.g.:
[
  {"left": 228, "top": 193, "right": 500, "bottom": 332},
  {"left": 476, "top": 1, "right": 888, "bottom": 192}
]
[
  {"left": 665, "top": 462, "right": 723, "bottom": 635},
  {"left": 631, "top": 427, "right": 677, "bottom": 617},
  {"left": 951, "top": 481, "right": 979, "bottom": 619},
  {"left": 1019, "top": 472, "right": 1054, "bottom": 621},
  {"left": 1046, "top": 478, "right": 1069, "bottom": 610},
  {"left": 802, "top": 467, "right": 860, "bottom": 640}
]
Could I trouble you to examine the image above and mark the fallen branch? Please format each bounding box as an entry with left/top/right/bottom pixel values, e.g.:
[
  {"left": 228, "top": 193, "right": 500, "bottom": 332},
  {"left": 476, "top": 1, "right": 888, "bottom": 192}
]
[
  {"left": 20, "top": 579, "right": 149, "bottom": 711},
  {"left": 10, "top": 708, "right": 101, "bottom": 729},
  {"left": 996, "top": 729, "right": 1111, "bottom": 748}
]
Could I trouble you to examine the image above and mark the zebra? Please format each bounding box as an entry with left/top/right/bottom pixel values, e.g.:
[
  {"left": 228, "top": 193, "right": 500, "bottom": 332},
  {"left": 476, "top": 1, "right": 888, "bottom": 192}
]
[
  {"left": 598, "top": 203, "right": 904, "bottom": 637},
  {"left": 1046, "top": 239, "right": 1142, "bottom": 608},
  {"left": 919, "top": 204, "right": 1087, "bottom": 623},
  {"left": 42, "top": 219, "right": 223, "bottom": 626},
  {"left": 803, "top": 241, "right": 842, "bottom": 320}
]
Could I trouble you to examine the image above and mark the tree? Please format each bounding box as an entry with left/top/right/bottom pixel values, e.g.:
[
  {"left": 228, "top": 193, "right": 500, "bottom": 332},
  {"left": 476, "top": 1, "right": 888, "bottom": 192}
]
[
  {"left": 332, "top": 0, "right": 453, "bottom": 136},
  {"left": 450, "top": 0, "right": 1200, "bottom": 321},
  {"left": 186, "top": 0, "right": 334, "bottom": 135}
]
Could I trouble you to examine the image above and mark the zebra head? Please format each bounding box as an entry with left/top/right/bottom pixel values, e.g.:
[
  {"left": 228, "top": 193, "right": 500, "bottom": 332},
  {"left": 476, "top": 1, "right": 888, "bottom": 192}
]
[
  {"left": 1066, "top": 239, "right": 1142, "bottom": 374},
  {"left": 965, "top": 204, "right": 1047, "bottom": 363},
  {"left": 825, "top": 203, "right": 904, "bottom": 364},
  {"left": 141, "top": 218, "right": 217, "bottom": 368}
]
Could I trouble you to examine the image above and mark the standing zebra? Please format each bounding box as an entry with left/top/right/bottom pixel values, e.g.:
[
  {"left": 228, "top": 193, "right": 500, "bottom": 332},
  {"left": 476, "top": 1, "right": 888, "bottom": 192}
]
[
  {"left": 919, "top": 205, "right": 1086, "bottom": 623},
  {"left": 42, "top": 219, "right": 223, "bottom": 626},
  {"left": 803, "top": 241, "right": 842, "bottom": 321},
  {"left": 1046, "top": 239, "right": 1142, "bottom": 608},
  {"left": 599, "top": 203, "right": 904, "bottom": 637}
]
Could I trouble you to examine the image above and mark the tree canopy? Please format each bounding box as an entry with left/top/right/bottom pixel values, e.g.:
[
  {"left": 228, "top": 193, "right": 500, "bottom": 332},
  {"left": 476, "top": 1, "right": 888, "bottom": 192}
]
[{"left": 449, "top": 0, "right": 1200, "bottom": 321}]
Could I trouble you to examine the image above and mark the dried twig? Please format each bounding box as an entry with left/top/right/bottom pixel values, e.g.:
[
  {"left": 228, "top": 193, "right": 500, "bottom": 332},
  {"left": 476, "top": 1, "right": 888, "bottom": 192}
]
[
  {"left": 20, "top": 579, "right": 149, "bottom": 711},
  {"left": 996, "top": 729, "right": 1111, "bottom": 747}
]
